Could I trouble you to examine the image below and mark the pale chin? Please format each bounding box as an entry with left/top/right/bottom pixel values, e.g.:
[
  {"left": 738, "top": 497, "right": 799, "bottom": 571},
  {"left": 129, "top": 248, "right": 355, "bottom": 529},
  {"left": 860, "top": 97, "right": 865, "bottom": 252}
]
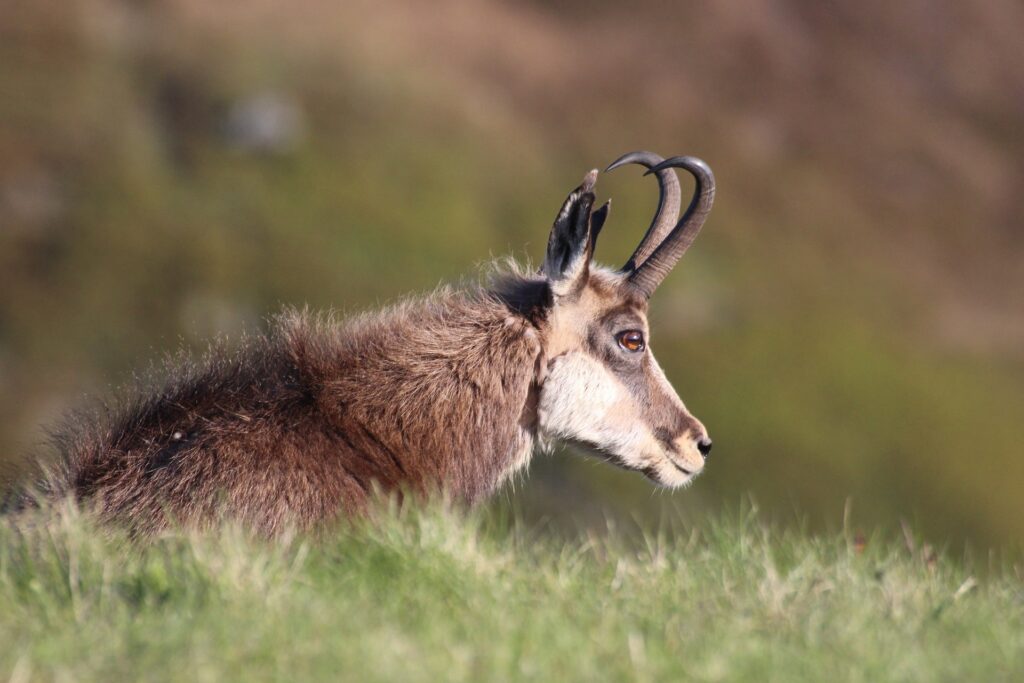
[
  {"left": 649, "top": 461, "right": 700, "bottom": 489},
  {"left": 558, "top": 438, "right": 700, "bottom": 489}
]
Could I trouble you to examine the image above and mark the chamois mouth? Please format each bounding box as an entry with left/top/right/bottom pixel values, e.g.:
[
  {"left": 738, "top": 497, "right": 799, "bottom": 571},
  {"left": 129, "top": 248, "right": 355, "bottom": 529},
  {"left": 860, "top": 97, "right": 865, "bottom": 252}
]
[
  {"left": 657, "top": 451, "right": 705, "bottom": 488},
  {"left": 667, "top": 459, "right": 693, "bottom": 476}
]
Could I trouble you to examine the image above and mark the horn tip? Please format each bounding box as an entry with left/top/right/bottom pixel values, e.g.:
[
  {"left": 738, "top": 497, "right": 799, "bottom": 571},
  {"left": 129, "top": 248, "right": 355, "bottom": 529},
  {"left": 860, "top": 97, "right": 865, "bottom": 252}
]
[{"left": 605, "top": 150, "right": 664, "bottom": 173}]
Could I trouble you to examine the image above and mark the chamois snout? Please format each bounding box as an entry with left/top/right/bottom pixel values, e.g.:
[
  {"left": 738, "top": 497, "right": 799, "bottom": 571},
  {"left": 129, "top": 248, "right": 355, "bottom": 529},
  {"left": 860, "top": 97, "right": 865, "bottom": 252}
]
[{"left": 654, "top": 418, "right": 711, "bottom": 486}]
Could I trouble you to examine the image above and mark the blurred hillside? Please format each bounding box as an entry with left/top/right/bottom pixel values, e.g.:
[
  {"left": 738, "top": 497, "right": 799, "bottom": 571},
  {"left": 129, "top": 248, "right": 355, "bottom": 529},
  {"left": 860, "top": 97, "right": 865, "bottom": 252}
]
[{"left": 2, "top": 0, "right": 1023, "bottom": 548}]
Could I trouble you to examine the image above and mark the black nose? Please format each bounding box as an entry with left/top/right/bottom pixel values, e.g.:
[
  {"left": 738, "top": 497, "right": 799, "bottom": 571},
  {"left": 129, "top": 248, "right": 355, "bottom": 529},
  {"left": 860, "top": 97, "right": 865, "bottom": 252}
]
[{"left": 697, "top": 437, "right": 713, "bottom": 458}]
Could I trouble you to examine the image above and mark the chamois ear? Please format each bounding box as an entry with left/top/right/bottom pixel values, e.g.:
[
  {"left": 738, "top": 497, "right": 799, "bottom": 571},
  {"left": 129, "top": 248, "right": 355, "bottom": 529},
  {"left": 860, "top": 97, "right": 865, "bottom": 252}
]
[{"left": 542, "top": 169, "right": 598, "bottom": 298}]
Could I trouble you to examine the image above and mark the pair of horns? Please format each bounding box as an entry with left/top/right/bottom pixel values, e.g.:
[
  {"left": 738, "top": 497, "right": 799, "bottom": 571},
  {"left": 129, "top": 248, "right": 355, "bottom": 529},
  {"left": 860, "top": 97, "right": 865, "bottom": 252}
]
[{"left": 605, "top": 151, "right": 715, "bottom": 298}]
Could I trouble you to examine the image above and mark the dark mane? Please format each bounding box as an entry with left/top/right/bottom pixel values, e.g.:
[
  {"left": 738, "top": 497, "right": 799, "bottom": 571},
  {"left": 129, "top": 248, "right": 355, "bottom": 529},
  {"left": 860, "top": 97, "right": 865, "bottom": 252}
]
[{"left": 485, "top": 263, "right": 553, "bottom": 325}]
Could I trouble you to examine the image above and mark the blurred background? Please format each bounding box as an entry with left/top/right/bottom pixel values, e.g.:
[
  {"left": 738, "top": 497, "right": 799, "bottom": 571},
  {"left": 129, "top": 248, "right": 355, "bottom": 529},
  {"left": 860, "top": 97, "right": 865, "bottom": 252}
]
[{"left": 2, "top": 0, "right": 1022, "bottom": 549}]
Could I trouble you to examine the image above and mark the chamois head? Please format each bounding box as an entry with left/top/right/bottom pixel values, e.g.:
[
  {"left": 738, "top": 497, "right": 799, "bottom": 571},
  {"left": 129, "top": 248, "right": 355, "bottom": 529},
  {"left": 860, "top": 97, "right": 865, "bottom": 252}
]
[{"left": 536, "top": 151, "right": 714, "bottom": 488}]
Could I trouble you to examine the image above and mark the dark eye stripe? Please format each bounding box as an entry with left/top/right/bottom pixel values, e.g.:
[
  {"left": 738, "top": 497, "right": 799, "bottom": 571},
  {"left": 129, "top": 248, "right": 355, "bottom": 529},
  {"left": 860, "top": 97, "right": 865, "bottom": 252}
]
[{"left": 617, "top": 330, "right": 645, "bottom": 353}]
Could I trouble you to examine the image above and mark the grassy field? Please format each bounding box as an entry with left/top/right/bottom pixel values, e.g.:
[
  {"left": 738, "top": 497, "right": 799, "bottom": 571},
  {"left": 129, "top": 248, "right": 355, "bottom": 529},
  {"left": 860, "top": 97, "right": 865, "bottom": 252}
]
[{"left": 2, "top": 502, "right": 1021, "bottom": 682}]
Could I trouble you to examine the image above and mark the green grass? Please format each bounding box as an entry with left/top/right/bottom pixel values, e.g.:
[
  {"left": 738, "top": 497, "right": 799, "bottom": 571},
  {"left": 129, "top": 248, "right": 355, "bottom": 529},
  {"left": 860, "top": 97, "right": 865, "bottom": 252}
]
[{"left": 2, "top": 503, "right": 1021, "bottom": 682}]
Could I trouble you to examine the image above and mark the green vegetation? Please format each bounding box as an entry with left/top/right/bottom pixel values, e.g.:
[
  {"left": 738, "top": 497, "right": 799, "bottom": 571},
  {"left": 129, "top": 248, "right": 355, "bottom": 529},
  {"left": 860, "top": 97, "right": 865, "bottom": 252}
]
[{"left": 2, "top": 504, "right": 1021, "bottom": 682}]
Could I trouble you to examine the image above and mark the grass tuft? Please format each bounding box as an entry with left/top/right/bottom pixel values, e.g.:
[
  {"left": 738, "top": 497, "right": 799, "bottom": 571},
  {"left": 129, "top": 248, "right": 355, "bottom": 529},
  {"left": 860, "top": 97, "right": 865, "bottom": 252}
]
[{"left": 2, "top": 501, "right": 1022, "bottom": 681}]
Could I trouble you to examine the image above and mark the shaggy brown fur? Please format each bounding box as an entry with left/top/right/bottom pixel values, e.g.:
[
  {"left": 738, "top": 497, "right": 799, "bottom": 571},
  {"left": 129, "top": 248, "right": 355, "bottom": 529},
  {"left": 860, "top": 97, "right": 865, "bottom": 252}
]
[{"left": 41, "top": 280, "right": 548, "bottom": 536}]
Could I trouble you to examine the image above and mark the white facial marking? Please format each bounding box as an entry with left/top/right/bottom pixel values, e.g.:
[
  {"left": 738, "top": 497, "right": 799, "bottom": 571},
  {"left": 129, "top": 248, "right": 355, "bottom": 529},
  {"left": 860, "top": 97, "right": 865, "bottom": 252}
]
[
  {"left": 537, "top": 350, "right": 703, "bottom": 489},
  {"left": 538, "top": 353, "right": 655, "bottom": 464}
]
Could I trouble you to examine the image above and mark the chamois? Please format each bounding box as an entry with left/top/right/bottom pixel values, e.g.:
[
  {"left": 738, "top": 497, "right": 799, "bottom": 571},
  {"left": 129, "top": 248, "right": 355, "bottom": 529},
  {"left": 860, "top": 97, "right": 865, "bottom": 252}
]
[{"left": 26, "top": 151, "right": 716, "bottom": 535}]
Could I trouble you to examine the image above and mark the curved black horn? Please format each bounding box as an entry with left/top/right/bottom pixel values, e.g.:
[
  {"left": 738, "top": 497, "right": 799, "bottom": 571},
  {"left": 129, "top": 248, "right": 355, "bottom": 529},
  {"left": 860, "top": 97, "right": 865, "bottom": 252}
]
[
  {"left": 605, "top": 150, "right": 682, "bottom": 271},
  {"left": 627, "top": 156, "right": 715, "bottom": 298}
]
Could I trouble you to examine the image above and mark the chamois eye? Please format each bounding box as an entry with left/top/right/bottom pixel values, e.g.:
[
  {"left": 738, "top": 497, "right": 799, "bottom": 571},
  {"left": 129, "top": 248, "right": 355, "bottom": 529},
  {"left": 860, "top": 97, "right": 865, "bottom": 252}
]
[{"left": 617, "top": 330, "right": 645, "bottom": 353}]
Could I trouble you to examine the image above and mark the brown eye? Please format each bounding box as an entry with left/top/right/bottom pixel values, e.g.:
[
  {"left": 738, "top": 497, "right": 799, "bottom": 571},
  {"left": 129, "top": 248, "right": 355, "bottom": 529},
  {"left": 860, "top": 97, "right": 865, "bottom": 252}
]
[{"left": 617, "top": 330, "right": 645, "bottom": 353}]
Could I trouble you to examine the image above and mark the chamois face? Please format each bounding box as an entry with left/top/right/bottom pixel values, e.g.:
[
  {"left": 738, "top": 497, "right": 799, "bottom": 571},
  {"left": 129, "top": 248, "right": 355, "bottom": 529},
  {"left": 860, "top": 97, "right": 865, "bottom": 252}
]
[
  {"left": 537, "top": 269, "right": 709, "bottom": 488},
  {"left": 535, "top": 165, "right": 712, "bottom": 488}
]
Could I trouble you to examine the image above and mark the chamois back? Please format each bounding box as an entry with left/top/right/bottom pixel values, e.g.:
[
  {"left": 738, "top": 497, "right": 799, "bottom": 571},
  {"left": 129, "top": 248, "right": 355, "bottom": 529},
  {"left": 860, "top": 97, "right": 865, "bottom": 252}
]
[{"left": 41, "top": 284, "right": 543, "bottom": 535}]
